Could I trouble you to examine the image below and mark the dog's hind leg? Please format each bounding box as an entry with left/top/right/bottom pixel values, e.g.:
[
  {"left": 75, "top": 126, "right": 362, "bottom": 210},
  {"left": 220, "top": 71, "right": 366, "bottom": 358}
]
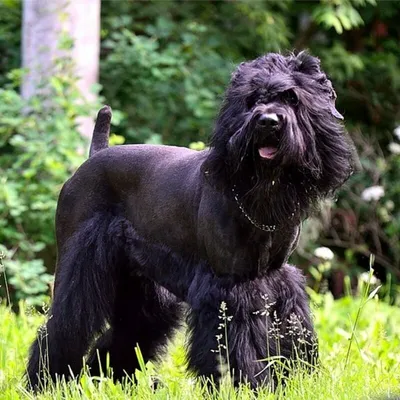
[
  {"left": 87, "top": 273, "right": 182, "bottom": 381},
  {"left": 26, "top": 214, "right": 122, "bottom": 391}
]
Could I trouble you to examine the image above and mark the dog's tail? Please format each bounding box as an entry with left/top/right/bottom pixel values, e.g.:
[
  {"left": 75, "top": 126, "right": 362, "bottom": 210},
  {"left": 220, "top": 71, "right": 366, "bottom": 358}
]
[{"left": 89, "top": 105, "right": 112, "bottom": 157}]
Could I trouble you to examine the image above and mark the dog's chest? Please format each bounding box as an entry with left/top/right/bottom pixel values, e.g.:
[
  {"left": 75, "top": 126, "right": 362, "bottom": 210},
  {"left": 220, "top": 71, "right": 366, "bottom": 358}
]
[
  {"left": 198, "top": 189, "right": 302, "bottom": 277},
  {"left": 201, "top": 209, "right": 299, "bottom": 277},
  {"left": 200, "top": 211, "right": 277, "bottom": 277},
  {"left": 257, "top": 233, "right": 273, "bottom": 267}
]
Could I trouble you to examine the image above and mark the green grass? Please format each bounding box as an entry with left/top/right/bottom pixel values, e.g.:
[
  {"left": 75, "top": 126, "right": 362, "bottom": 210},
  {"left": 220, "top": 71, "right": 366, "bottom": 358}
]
[{"left": 0, "top": 292, "right": 399, "bottom": 400}]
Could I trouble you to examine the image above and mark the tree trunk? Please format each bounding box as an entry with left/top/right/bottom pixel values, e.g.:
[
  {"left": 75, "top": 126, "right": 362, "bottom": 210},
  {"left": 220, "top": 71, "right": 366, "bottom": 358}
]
[{"left": 21, "top": 0, "right": 101, "bottom": 139}]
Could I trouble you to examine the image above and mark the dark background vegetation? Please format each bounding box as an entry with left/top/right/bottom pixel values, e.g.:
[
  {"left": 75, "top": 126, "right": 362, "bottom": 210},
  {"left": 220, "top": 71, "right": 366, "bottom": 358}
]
[{"left": 1, "top": 0, "right": 400, "bottom": 307}]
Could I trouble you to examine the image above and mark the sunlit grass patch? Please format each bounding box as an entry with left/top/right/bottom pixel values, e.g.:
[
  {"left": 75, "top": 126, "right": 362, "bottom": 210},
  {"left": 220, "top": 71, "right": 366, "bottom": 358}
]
[{"left": 1, "top": 287, "right": 399, "bottom": 399}]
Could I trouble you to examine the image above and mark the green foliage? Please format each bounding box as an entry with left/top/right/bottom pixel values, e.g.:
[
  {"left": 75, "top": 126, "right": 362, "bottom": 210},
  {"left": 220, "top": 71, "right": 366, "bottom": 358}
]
[
  {"left": 0, "top": 245, "right": 53, "bottom": 307},
  {"left": 287, "top": 1, "right": 400, "bottom": 284},
  {"left": 0, "top": 59, "right": 92, "bottom": 306},
  {"left": 295, "top": 128, "right": 400, "bottom": 295},
  {"left": 312, "top": 0, "right": 376, "bottom": 34},
  {"left": 347, "top": 131, "right": 400, "bottom": 271},
  {"left": 318, "top": 43, "right": 364, "bottom": 82}
]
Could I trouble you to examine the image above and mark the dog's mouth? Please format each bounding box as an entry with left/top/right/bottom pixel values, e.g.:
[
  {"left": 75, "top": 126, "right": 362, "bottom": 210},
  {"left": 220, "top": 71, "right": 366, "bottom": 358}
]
[
  {"left": 258, "top": 146, "right": 278, "bottom": 160},
  {"left": 257, "top": 136, "right": 280, "bottom": 160},
  {"left": 254, "top": 119, "right": 281, "bottom": 160}
]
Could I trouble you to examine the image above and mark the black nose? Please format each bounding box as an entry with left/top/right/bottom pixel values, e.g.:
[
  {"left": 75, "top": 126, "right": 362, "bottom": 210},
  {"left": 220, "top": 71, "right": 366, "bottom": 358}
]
[{"left": 258, "top": 113, "right": 281, "bottom": 129}]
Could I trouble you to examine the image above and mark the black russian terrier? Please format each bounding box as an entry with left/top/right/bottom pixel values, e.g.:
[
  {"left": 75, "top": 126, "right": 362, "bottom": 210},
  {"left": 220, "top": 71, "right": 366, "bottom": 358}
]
[{"left": 27, "top": 52, "right": 356, "bottom": 390}]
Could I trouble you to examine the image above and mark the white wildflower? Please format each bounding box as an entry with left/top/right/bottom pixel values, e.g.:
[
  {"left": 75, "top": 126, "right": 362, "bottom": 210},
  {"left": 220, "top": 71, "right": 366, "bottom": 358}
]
[
  {"left": 359, "top": 272, "right": 379, "bottom": 285},
  {"left": 361, "top": 186, "right": 385, "bottom": 202},
  {"left": 314, "top": 247, "right": 334, "bottom": 261},
  {"left": 394, "top": 126, "right": 400, "bottom": 141},
  {"left": 388, "top": 142, "right": 400, "bottom": 155}
]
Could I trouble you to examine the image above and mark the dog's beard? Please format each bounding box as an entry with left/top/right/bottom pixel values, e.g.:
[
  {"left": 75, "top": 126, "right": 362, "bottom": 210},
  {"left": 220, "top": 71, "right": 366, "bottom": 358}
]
[{"left": 224, "top": 104, "right": 352, "bottom": 226}]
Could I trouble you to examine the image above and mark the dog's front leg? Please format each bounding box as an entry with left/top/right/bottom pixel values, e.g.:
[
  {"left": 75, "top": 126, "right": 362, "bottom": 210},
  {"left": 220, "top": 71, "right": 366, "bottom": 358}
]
[
  {"left": 127, "top": 238, "right": 271, "bottom": 387},
  {"left": 185, "top": 274, "right": 281, "bottom": 388},
  {"left": 186, "top": 268, "right": 319, "bottom": 389}
]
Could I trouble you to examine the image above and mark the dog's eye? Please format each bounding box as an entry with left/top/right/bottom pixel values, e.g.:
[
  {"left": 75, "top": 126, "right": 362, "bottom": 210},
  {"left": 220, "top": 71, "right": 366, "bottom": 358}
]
[
  {"left": 283, "top": 90, "right": 298, "bottom": 106},
  {"left": 246, "top": 96, "right": 258, "bottom": 109}
]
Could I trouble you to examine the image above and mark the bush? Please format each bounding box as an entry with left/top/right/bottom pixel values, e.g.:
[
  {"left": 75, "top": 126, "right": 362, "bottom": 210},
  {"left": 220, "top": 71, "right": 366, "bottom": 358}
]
[
  {"left": 0, "top": 57, "right": 93, "bottom": 306},
  {"left": 297, "top": 1, "right": 400, "bottom": 289},
  {"left": 0, "top": 0, "right": 21, "bottom": 87}
]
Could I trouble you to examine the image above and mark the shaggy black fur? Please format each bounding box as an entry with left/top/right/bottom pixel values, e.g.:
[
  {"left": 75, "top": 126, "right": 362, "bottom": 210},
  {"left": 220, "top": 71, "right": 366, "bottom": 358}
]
[{"left": 26, "top": 52, "right": 356, "bottom": 391}]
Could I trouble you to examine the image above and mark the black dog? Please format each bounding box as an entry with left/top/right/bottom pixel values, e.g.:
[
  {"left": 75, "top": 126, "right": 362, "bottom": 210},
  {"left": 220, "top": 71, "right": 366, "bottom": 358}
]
[{"left": 27, "top": 52, "right": 356, "bottom": 390}]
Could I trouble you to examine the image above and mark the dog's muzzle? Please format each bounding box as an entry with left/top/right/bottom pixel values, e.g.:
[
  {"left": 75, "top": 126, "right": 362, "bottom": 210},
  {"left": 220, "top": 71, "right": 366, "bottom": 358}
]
[{"left": 256, "top": 113, "right": 283, "bottom": 160}]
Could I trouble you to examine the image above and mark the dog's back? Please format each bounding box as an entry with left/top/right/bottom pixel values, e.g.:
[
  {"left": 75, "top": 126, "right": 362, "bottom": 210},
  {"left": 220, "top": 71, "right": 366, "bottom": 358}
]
[{"left": 58, "top": 140, "right": 207, "bottom": 257}]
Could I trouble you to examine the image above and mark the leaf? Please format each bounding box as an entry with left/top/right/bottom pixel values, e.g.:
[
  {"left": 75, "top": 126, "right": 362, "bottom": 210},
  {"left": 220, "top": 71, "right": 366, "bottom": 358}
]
[
  {"left": 368, "top": 285, "right": 382, "bottom": 301},
  {"left": 337, "top": 12, "right": 352, "bottom": 30},
  {"left": 330, "top": 16, "right": 344, "bottom": 34}
]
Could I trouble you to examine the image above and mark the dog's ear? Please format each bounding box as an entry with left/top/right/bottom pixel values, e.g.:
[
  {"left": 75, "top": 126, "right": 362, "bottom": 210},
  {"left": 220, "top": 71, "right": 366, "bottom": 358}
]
[
  {"left": 330, "top": 105, "right": 344, "bottom": 120},
  {"left": 318, "top": 72, "right": 345, "bottom": 121},
  {"left": 296, "top": 52, "right": 321, "bottom": 75},
  {"left": 329, "top": 87, "right": 344, "bottom": 120}
]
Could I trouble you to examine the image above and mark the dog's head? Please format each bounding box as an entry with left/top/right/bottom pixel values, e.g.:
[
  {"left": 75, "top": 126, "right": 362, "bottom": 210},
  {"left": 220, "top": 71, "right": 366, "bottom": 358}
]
[{"left": 204, "top": 52, "right": 357, "bottom": 214}]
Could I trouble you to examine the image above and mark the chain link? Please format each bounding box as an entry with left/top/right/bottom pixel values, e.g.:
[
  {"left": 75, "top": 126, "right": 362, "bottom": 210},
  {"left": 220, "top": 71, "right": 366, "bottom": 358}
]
[
  {"left": 232, "top": 185, "right": 300, "bottom": 232},
  {"left": 232, "top": 186, "right": 277, "bottom": 232}
]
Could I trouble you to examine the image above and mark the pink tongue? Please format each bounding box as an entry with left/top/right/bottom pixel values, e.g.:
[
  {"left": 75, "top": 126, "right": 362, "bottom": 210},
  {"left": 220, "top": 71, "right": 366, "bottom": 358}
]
[{"left": 258, "top": 146, "right": 277, "bottom": 159}]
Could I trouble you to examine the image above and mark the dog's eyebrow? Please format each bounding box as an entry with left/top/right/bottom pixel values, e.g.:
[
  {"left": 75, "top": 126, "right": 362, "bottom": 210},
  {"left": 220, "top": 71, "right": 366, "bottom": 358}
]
[{"left": 264, "top": 79, "right": 296, "bottom": 94}]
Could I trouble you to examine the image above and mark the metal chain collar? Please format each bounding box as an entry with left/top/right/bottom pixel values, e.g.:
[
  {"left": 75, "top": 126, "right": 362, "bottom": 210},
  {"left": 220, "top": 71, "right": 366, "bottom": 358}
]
[
  {"left": 232, "top": 186, "right": 277, "bottom": 232},
  {"left": 232, "top": 185, "right": 299, "bottom": 233}
]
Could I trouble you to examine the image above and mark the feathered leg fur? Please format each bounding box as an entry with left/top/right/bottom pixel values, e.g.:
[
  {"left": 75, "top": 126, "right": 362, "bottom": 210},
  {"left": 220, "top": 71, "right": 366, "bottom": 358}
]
[
  {"left": 124, "top": 224, "right": 318, "bottom": 388},
  {"left": 87, "top": 274, "right": 181, "bottom": 380},
  {"left": 26, "top": 214, "right": 181, "bottom": 390}
]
